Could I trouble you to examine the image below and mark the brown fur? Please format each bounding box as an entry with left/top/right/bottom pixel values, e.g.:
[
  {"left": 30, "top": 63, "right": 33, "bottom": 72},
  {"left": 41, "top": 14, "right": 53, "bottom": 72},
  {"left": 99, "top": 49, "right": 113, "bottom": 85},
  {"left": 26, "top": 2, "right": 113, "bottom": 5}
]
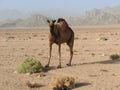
[{"left": 46, "top": 18, "right": 74, "bottom": 68}]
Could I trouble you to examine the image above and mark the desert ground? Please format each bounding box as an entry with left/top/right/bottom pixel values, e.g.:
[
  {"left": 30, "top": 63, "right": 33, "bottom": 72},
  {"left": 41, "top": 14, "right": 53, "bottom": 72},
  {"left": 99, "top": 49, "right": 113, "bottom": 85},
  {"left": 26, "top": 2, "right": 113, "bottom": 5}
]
[{"left": 1, "top": 26, "right": 120, "bottom": 90}]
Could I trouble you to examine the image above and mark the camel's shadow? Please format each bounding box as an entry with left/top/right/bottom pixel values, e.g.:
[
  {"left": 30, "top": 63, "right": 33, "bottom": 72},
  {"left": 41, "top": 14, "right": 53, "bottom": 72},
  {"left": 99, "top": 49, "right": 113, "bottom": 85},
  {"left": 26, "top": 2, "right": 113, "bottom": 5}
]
[
  {"left": 44, "top": 66, "right": 57, "bottom": 72},
  {"left": 44, "top": 59, "right": 120, "bottom": 71},
  {"left": 72, "top": 59, "right": 120, "bottom": 67}
]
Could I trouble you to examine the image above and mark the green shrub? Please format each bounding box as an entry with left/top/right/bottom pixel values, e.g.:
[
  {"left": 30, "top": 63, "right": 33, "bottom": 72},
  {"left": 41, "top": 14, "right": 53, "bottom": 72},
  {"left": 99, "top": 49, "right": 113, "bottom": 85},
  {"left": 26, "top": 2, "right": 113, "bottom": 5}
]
[
  {"left": 110, "top": 54, "right": 120, "bottom": 60},
  {"left": 16, "top": 57, "right": 44, "bottom": 73}
]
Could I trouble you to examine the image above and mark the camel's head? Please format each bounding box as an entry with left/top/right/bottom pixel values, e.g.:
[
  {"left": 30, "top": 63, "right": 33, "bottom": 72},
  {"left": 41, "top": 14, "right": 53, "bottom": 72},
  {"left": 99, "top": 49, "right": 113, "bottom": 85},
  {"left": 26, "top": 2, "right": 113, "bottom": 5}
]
[
  {"left": 47, "top": 19, "right": 56, "bottom": 27},
  {"left": 47, "top": 19, "right": 56, "bottom": 36}
]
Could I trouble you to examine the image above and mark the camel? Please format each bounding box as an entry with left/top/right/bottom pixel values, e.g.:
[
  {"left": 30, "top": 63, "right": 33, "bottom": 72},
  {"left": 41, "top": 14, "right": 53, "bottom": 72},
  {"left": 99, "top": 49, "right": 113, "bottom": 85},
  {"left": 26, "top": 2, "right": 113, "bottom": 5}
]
[{"left": 46, "top": 18, "right": 74, "bottom": 68}]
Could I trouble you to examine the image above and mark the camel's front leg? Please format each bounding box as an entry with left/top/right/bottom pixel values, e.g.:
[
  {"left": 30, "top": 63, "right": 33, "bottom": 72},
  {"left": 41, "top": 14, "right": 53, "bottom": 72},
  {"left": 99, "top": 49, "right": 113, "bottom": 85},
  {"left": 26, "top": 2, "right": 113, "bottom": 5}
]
[
  {"left": 45, "top": 43, "right": 52, "bottom": 68},
  {"left": 57, "top": 44, "right": 61, "bottom": 68}
]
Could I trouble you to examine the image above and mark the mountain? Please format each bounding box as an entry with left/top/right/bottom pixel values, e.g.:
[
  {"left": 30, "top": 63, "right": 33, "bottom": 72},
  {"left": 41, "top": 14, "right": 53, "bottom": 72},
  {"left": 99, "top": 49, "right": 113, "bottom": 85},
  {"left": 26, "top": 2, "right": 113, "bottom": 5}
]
[
  {"left": 1, "top": 5, "right": 120, "bottom": 27},
  {"left": 0, "top": 10, "right": 28, "bottom": 21},
  {"left": 67, "top": 6, "right": 120, "bottom": 26},
  {"left": 16, "top": 14, "right": 48, "bottom": 27},
  {"left": 0, "top": 14, "right": 48, "bottom": 27}
]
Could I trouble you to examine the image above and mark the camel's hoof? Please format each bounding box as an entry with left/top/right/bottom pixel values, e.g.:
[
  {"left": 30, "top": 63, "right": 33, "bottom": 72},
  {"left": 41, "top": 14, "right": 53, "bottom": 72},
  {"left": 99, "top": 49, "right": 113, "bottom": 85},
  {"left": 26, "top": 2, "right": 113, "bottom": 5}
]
[
  {"left": 66, "top": 63, "right": 71, "bottom": 66},
  {"left": 57, "top": 65, "right": 61, "bottom": 68},
  {"left": 45, "top": 65, "right": 49, "bottom": 68}
]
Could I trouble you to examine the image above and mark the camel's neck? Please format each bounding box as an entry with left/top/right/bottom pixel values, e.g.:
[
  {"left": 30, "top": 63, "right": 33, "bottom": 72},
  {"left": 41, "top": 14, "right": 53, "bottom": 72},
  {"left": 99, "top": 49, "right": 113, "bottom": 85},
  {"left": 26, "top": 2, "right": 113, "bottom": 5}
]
[{"left": 50, "top": 25, "right": 56, "bottom": 37}]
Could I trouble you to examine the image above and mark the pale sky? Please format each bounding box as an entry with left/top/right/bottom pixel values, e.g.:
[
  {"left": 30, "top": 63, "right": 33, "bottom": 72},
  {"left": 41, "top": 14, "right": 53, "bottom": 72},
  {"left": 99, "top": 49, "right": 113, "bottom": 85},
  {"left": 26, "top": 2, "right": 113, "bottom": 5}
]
[{"left": 0, "top": 0, "right": 120, "bottom": 17}]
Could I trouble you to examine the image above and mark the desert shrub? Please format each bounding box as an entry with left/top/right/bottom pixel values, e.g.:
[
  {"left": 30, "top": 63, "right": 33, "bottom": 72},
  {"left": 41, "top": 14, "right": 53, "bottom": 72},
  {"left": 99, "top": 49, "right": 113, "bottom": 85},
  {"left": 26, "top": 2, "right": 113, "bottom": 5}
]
[
  {"left": 74, "top": 37, "right": 79, "bottom": 40},
  {"left": 109, "top": 54, "right": 120, "bottom": 60},
  {"left": 16, "top": 57, "right": 44, "bottom": 73},
  {"left": 26, "top": 81, "right": 41, "bottom": 88},
  {"left": 8, "top": 36, "right": 15, "bottom": 39},
  {"left": 49, "top": 75, "right": 75, "bottom": 90},
  {"left": 99, "top": 37, "right": 108, "bottom": 41},
  {"left": 33, "top": 34, "right": 38, "bottom": 37}
]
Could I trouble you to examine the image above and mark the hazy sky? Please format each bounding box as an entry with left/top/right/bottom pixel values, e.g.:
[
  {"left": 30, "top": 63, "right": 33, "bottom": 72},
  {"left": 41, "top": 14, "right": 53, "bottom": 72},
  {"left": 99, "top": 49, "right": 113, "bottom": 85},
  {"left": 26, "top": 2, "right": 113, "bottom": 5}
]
[{"left": 0, "top": 0, "right": 120, "bottom": 17}]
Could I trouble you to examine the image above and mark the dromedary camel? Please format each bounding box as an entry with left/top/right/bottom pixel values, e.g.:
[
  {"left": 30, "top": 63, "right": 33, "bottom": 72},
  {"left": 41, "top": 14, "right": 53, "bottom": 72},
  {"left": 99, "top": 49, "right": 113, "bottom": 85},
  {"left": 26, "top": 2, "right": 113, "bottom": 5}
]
[{"left": 46, "top": 18, "right": 74, "bottom": 68}]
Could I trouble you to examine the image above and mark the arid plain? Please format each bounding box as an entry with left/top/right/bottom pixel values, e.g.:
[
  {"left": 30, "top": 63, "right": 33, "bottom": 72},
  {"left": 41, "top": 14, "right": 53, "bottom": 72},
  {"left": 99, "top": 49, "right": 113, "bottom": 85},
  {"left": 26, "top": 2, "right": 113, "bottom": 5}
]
[{"left": 0, "top": 26, "right": 120, "bottom": 90}]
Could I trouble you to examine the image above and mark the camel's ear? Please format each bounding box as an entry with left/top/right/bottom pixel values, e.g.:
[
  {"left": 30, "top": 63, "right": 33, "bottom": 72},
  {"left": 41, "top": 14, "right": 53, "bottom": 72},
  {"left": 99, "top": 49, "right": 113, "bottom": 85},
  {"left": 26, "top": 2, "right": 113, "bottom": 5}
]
[
  {"left": 47, "top": 20, "right": 50, "bottom": 23},
  {"left": 53, "top": 20, "right": 56, "bottom": 23}
]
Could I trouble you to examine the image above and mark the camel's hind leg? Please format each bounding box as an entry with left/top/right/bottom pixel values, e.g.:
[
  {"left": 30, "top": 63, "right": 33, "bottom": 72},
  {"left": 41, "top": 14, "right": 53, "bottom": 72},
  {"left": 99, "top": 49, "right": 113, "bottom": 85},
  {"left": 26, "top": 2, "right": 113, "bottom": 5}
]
[
  {"left": 66, "top": 40, "right": 74, "bottom": 66},
  {"left": 57, "top": 44, "right": 62, "bottom": 68},
  {"left": 45, "top": 43, "right": 52, "bottom": 68}
]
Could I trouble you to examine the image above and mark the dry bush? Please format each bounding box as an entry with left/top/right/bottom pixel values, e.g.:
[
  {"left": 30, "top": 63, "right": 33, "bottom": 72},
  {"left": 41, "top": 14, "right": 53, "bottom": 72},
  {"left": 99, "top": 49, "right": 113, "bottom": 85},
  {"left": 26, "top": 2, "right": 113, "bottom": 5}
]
[
  {"left": 74, "top": 37, "right": 79, "bottom": 40},
  {"left": 33, "top": 34, "right": 38, "bottom": 37},
  {"left": 97, "top": 37, "right": 108, "bottom": 41},
  {"left": 49, "top": 75, "right": 75, "bottom": 90},
  {"left": 26, "top": 81, "right": 41, "bottom": 88},
  {"left": 7, "top": 36, "right": 15, "bottom": 40}
]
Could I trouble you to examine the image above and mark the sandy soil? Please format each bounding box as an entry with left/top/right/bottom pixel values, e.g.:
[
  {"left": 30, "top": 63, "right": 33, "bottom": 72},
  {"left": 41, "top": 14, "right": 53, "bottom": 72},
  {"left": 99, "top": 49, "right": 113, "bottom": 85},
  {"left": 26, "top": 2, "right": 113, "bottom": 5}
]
[{"left": 0, "top": 26, "right": 120, "bottom": 90}]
